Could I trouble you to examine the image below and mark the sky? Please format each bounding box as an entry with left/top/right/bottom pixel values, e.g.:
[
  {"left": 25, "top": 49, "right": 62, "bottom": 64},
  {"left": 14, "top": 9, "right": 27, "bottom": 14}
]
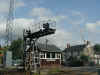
[{"left": 0, "top": 0, "right": 100, "bottom": 49}]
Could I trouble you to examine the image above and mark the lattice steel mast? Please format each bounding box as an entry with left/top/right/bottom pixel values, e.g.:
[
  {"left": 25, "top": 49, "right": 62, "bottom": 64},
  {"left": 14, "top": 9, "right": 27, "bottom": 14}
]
[{"left": 6, "top": 0, "right": 14, "bottom": 45}]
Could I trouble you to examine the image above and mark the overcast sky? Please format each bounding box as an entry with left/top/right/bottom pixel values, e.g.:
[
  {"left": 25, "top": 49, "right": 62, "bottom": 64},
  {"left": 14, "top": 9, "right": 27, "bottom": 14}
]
[{"left": 0, "top": 0, "right": 100, "bottom": 49}]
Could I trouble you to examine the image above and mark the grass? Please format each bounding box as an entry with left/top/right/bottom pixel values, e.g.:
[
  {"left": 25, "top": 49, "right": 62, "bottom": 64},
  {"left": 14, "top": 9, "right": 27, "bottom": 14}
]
[
  {"left": 0, "top": 67, "right": 98, "bottom": 75},
  {"left": 47, "top": 67, "right": 61, "bottom": 75},
  {"left": 40, "top": 67, "right": 98, "bottom": 75}
]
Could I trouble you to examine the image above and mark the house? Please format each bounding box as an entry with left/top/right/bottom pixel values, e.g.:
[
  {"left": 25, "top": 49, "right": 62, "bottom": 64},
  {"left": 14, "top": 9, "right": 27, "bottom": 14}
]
[
  {"left": 93, "top": 52, "right": 100, "bottom": 65},
  {"left": 92, "top": 44, "right": 100, "bottom": 65},
  {"left": 24, "top": 43, "right": 62, "bottom": 70},
  {"left": 63, "top": 41, "right": 94, "bottom": 66},
  {"left": 38, "top": 43, "right": 62, "bottom": 68}
]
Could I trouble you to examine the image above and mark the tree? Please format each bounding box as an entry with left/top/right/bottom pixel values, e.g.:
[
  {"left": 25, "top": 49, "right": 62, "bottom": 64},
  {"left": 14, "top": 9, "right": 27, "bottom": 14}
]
[
  {"left": 94, "top": 44, "right": 100, "bottom": 52},
  {"left": 80, "top": 54, "right": 90, "bottom": 66},
  {"left": 68, "top": 56, "right": 84, "bottom": 67},
  {"left": 9, "top": 38, "right": 23, "bottom": 60},
  {"left": 80, "top": 54, "right": 89, "bottom": 62}
]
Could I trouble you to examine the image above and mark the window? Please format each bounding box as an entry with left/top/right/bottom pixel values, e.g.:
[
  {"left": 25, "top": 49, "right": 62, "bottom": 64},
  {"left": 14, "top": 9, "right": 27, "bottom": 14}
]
[
  {"left": 57, "top": 53, "right": 60, "bottom": 58},
  {"left": 74, "top": 52, "right": 78, "bottom": 56},
  {"left": 35, "top": 52, "right": 39, "bottom": 57},
  {"left": 35, "top": 58, "right": 38, "bottom": 63},
  {"left": 52, "top": 53, "right": 55, "bottom": 58},
  {"left": 40, "top": 52, "right": 45, "bottom": 58},
  {"left": 47, "top": 52, "right": 50, "bottom": 58},
  {"left": 40, "top": 54, "right": 45, "bottom": 58}
]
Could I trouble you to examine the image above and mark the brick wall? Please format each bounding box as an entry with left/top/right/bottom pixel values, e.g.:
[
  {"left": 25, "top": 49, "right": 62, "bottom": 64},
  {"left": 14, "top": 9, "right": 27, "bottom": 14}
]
[{"left": 40, "top": 59, "right": 61, "bottom": 68}]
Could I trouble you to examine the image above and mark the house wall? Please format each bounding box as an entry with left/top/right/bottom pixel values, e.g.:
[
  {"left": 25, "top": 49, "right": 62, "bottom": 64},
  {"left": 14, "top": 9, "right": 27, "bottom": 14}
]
[
  {"left": 62, "top": 49, "right": 82, "bottom": 66},
  {"left": 83, "top": 47, "right": 94, "bottom": 57},
  {"left": 63, "top": 49, "right": 81, "bottom": 59},
  {"left": 63, "top": 44, "right": 94, "bottom": 66},
  {"left": 93, "top": 54, "right": 100, "bottom": 65}
]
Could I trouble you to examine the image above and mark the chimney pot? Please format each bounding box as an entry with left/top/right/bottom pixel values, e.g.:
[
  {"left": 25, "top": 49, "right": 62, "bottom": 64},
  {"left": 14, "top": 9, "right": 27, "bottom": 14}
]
[{"left": 67, "top": 43, "right": 70, "bottom": 48}]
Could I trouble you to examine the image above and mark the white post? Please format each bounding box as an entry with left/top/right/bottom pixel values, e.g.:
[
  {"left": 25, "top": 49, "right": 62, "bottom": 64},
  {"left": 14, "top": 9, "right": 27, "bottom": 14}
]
[
  {"left": 50, "top": 53, "right": 52, "bottom": 59},
  {"left": 55, "top": 53, "right": 57, "bottom": 59},
  {"left": 60, "top": 53, "right": 61, "bottom": 64}
]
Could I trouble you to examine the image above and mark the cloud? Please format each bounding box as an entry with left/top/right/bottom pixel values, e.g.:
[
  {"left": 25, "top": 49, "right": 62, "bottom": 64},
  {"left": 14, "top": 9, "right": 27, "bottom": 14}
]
[
  {"left": 86, "top": 23, "right": 96, "bottom": 32},
  {"left": 0, "top": 16, "right": 7, "bottom": 38},
  {"left": 14, "top": 0, "right": 26, "bottom": 8},
  {"left": 86, "top": 21, "right": 100, "bottom": 32},
  {"left": 49, "top": 29, "right": 72, "bottom": 49},
  {"left": 30, "top": 8, "right": 53, "bottom": 18},
  {"left": 0, "top": 0, "right": 25, "bottom": 14},
  {"left": 0, "top": 17, "right": 71, "bottom": 49},
  {"left": 24, "top": 0, "right": 46, "bottom": 7},
  {"left": 0, "top": 0, "right": 9, "bottom": 13},
  {"left": 29, "top": 7, "right": 67, "bottom": 26},
  {"left": 0, "top": 15, "right": 70, "bottom": 49},
  {"left": 15, "top": 1, "right": 26, "bottom": 8},
  {"left": 66, "top": 10, "right": 86, "bottom": 25},
  {"left": 0, "top": 23, "right": 6, "bottom": 37},
  {"left": 0, "top": 18, "right": 34, "bottom": 39},
  {"left": 13, "top": 18, "right": 34, "bottom": 37},
  {"left": 0, "top": 5, "right": 87, "bottom": 48},
  {"left": 85, "top": 21, "right": 100, "bottom": 45},
  {"left": 0, "top": 6, "right": 67, "bottom": 42},
  {"left": 29, "top": 7, "right": 72, "bottom": 49},
  {"left": 38, "top": 29, "right": 72, "bottom": 49}
]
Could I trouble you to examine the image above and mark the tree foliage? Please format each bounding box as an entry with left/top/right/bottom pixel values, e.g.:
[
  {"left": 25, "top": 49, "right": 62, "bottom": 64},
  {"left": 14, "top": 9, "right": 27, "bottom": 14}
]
[
  {"left": 80, "top": 54, "right": 90, "bottom": 62},
  {"left": 94, "top": 44, "right": 100, "bottom": 52},
  {"left": 9, "top": 38, "right": 23, "bottom": 60},
  {"left": 67, "top": 56, "right": 84, "bottom": 67}
]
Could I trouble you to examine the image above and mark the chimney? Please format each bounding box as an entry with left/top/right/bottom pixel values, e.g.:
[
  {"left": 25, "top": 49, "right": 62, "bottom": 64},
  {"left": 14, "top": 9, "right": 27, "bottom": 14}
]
[
  {"left": 67, "top": 43, "right": 70, "bottom": 48},
  {"left": 84, "top": 40, "right": 90, "bottom": 45}
]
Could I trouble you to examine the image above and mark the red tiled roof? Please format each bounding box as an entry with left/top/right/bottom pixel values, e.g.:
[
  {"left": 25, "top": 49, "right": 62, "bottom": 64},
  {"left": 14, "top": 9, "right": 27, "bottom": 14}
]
[
  {"left": 0, "top": 48, "right": 4, "bottom": 50},
  {"left": 0, "top": 54, "right": 3, "bottom": 56}
]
